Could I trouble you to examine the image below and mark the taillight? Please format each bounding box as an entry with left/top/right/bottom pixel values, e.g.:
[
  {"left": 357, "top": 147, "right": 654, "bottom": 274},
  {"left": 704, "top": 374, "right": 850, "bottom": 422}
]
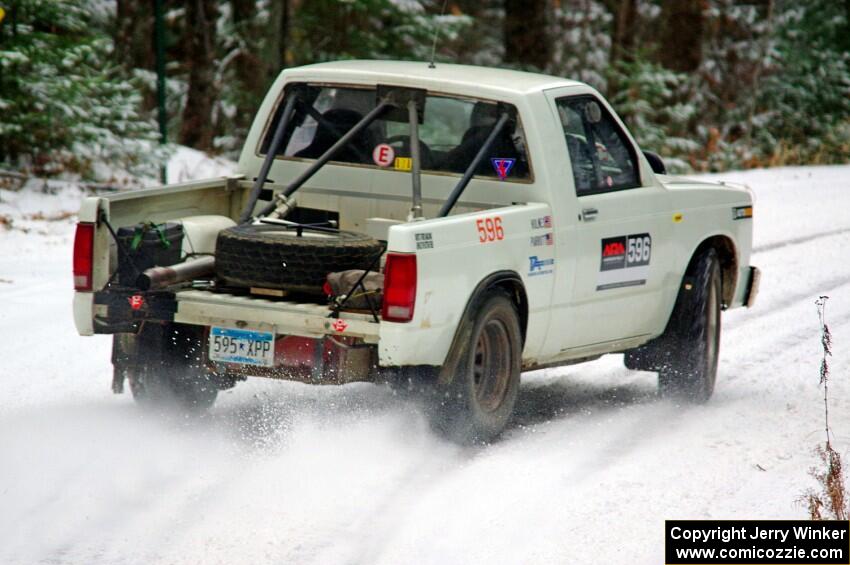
[
  {"left": 73, "top": 222, "right": 95, "bottom": 291},
  {"left": 382, "top": 253, "right": 417, "bottom": 322}
]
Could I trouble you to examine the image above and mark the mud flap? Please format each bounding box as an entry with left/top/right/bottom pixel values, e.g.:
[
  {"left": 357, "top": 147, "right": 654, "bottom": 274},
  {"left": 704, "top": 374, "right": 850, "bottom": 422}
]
[{"left": 744, "top": 266, "right": 760, "bottom": 308}]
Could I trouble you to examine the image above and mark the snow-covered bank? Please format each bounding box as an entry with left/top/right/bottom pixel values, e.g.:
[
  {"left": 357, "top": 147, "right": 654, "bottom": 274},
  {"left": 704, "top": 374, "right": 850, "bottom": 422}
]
[
  {"left": 0, "top": 165, "right": 849, "bottom": 564},
  {"left": 165, "top": 146, "right": 237, "bottom": 184}
]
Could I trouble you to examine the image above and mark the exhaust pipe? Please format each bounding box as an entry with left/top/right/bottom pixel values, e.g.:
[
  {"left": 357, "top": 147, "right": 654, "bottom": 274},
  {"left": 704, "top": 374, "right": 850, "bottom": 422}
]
[{"left": 136, "top": 256, "right": 215, "bottom": 290}]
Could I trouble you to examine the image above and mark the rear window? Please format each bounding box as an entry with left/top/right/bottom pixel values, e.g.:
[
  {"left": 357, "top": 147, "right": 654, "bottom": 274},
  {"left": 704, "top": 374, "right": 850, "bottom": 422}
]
[{"left": 259, "top": 84, "right": 532, "bottom": 182}]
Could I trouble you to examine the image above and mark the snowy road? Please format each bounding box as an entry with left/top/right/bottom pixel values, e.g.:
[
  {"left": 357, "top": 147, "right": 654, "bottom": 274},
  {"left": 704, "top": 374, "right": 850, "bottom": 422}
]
[{"left": 2, "top": 166, "right": 850, "bottom": 564}]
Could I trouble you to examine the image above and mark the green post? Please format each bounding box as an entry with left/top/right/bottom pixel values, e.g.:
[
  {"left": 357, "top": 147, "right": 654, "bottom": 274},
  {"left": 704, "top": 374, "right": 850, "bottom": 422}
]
[{"left": 155, "top": 0, "right": 167, "bottom": 184}]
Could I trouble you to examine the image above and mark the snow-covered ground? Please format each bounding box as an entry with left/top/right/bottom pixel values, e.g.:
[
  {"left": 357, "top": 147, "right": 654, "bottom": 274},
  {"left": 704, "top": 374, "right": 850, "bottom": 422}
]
[{"left": 1, "top": 165, "right": 849, "bottom": 564}]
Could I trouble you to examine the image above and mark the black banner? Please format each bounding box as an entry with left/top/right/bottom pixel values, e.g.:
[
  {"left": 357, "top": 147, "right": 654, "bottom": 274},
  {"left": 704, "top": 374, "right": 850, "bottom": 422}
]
[{"left": 666, "top": 520, "right": 849, "bottom": 564}]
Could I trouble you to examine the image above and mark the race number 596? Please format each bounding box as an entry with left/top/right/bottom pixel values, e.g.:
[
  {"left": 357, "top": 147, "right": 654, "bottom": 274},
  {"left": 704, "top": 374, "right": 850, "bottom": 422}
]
[
  {"left": 477, "top": 216, "right": 504, "bottom": 243},
  {"left": 626, "top": 234, "right": 651, "bottom": 265}
]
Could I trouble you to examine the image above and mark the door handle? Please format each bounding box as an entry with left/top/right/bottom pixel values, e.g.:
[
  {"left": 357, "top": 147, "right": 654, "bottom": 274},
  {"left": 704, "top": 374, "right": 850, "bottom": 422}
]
[{"left": 581, "top": 207, "right": 598, "bottom": 221}]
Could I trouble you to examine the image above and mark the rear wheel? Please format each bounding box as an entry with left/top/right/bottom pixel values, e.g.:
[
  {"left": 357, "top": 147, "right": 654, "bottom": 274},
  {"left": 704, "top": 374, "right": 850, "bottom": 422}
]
[
  {"left": 430, "top": 292, "right": 521, "bottom": 443},
  {"left": 128, "top": 323, "right": 218, "bottom": 411},
  {"left": 658, "top": 249, "right": 722, "bottom": 402}
]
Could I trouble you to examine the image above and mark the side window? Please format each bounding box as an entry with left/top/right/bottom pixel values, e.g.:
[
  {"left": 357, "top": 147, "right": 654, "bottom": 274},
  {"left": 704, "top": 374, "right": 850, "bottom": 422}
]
[{"left": 555, "top": 97, "right": 640, "bottom": 195}]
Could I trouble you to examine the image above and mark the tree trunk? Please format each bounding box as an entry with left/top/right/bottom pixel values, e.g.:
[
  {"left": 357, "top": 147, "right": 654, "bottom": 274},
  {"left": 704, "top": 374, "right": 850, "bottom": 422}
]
[
  {"left": 262, "top": 0, "right": 292, "bottom": 76},
  {"left": 504, "top": 0, "right": 551, "bottom": 70},
  {"left": 609, "top": 0, "right": 638, "bottom": 65},
  {"left": 114, "top": 0, "right": 155, "bottom": 72},
  {"left": 180, "top": 0, "right": 218, "bottom": 151},
  {"left": 115, "top": 0, "right": 156, "bottom": 110},
  {"left": 844, "top": 0, "right": 850, "bottom": 53},
  {"left": 657, "top": 0, "right": 704, "bottom": 73},
  {"left": 231, "top": 0, "right": 270, "bottom": 130}
]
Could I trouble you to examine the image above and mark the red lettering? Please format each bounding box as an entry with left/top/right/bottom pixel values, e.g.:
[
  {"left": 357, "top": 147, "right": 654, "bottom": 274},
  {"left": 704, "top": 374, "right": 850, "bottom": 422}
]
[
  {"left": 602, "top": 242, "right": 625, "bottom": 257},
  {"left": 476, "top": 216, "right": 504, "bottom": 243},
  {"left": 372, "top": 143, "right": 395, "bottom": 167}
]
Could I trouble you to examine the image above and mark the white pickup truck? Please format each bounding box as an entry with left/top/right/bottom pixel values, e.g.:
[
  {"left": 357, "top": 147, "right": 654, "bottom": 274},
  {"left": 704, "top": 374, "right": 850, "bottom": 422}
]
[{"left": 73, "top": 61, "right": 759, "bottom": 442}]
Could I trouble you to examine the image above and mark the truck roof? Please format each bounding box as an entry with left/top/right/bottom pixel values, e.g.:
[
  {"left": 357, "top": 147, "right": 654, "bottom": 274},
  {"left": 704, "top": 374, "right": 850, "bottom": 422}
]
[{"left": 281, "top": 60, "right": 584, "bottom": 96}]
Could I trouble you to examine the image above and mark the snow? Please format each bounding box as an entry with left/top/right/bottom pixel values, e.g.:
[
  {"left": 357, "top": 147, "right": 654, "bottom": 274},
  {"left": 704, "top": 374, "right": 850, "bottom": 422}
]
[
  {"left": 165, "top": 145, "right": 236, "bottom": 184},
  {"left": 1, "top": 164, "right": 850, "bottom": 563}
]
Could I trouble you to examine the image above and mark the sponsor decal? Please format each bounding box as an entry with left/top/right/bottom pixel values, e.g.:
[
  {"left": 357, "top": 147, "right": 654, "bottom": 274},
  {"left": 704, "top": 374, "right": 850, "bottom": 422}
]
[
  {"left": 530, "top": 233, "right": 554, "bottom": 247},
  {"left": 415, "top": 232, "right": 433, "bottom": 249},
  {"left": 528, "top": 255, "right": 555, "bottom": 277},
  {"left": 476, "top": 216, "right": 504, "bottom": 243},
  {"left": 490, "top": 158, "right": 515, "bottom": 180},
  {"left": 597, "top": 233, "right": 651, "bottom": 290},
  {"left": 373, "top": 143, "right": 395, "bottom": 167},
  {"left": 331, "top": 319, "right": 348, "bottom": 333},
  {"left": 394, "top": 157, "right": 412, "bottom": 171},
  {"left": 530, "top": 215, "right": 552, "bottom": 230},
  {"left": 733, "top": 205, "right": 753, "bottom": 220}
]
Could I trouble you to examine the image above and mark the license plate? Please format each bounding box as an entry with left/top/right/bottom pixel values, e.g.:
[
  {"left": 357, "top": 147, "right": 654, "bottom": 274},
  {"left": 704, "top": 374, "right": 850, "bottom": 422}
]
[{"left": 209, "top": 327, "right": 275, "bottom": 367}]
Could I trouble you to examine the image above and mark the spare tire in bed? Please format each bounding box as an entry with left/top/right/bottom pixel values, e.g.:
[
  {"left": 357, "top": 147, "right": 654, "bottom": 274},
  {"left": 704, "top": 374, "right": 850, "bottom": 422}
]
[{"left": 215, "top": 224, "right": 384, "bottom": 294}]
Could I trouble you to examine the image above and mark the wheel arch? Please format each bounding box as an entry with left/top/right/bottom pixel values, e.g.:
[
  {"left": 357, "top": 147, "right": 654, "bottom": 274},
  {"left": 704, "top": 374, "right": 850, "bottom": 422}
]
[
  {"left": 685, "top": 235, "right": 738, "bottom": 308},
  {"left": 438, "top": 270, "right": 528, "bottom": 379},
  {"left": 472, "top": 270, "right": 529, "bottom": 345}
]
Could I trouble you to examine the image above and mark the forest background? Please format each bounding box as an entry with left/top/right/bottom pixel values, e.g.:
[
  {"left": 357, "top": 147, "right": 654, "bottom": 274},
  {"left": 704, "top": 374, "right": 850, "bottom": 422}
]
[{"left": 0, "top": 0, "right": 847, "bottom": 184}]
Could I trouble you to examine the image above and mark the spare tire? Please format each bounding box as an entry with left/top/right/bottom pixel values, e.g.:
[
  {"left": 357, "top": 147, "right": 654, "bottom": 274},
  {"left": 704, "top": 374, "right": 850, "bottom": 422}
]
[{"left": 215, "top": 224, "right": 384, "bottom": 294}]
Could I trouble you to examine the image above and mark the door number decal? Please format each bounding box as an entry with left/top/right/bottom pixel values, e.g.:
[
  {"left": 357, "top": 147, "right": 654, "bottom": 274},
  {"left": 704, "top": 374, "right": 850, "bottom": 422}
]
[
  {"left": 476, "top": 216, "right": 504, "bottom": 243},
  {"left": 597, "top": 233, "right": 651, "bottom": 290}
]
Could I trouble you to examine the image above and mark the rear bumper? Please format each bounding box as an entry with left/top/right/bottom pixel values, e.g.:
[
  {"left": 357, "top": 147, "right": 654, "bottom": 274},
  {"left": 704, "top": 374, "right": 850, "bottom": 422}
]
[
  {"left": 104, "top": 288, "right": 383, "bottom": 384},
  {"left": 175, "top": 290, "right": 382, "bottom": 384},
  {"left": 744, "top": 266, "right": 760, "bottom": 308}
]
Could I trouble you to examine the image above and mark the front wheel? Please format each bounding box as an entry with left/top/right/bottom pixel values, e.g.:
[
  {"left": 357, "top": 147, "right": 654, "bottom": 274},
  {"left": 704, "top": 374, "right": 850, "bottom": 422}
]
[
  {"left": 430, "top": 291, "right": 522, "bottom": 444},
  {"left": 658, "top": 249, "right": 722, "bottom": 402}
]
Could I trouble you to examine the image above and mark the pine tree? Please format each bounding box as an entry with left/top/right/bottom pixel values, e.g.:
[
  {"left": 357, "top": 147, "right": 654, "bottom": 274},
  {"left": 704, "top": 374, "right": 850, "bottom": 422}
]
[
  {"left": 0, "top": 0, "right": 164, "bottom": 181},
  {"left": 756, "top": 0, "right": 850, "bottom": 165}
]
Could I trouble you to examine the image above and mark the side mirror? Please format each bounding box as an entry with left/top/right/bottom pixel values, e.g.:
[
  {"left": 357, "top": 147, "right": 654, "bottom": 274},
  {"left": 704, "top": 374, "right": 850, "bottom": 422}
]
[{"left": 643, "top": 150, "right": 667, "bottom": 175}]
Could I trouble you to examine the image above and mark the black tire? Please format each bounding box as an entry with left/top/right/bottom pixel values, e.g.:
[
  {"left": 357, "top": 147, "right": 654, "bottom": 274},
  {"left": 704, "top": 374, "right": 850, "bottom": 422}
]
[
  {"left": 215, "top": 223, "right": 384, "bottom": 294},
  {"left": 657, "top": 248, "right": 722, "bottom": 402},
  {"left": 430, "top": 291, "right": 522, "bottom": 444},
  {"left": 128, "top": 323, "right": 218, "bottom": 411}
]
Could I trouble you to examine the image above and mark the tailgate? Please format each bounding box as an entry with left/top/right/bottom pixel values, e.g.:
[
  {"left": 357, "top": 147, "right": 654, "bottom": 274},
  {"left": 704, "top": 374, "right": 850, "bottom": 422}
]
[{"left": 174, "top": 289, "right": 380, "bottom": 343}]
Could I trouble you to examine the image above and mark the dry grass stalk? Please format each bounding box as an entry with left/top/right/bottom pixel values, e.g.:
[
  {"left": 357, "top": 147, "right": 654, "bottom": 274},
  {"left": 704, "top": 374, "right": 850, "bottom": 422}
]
[{"left": 803, "top": 296, "right": 848, "bottom": 520}]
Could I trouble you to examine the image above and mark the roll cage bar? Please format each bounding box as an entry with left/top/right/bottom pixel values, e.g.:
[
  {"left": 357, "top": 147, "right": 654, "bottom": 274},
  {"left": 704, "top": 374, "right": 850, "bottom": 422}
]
[{"left": 239, "top": 86, "right": 515, "bottom": 225}]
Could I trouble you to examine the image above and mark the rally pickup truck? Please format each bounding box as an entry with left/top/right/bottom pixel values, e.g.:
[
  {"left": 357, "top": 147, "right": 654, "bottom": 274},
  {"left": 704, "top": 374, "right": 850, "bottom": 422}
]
[{"left": 73, "top": 61, "right": 759, "bottom": 442}]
